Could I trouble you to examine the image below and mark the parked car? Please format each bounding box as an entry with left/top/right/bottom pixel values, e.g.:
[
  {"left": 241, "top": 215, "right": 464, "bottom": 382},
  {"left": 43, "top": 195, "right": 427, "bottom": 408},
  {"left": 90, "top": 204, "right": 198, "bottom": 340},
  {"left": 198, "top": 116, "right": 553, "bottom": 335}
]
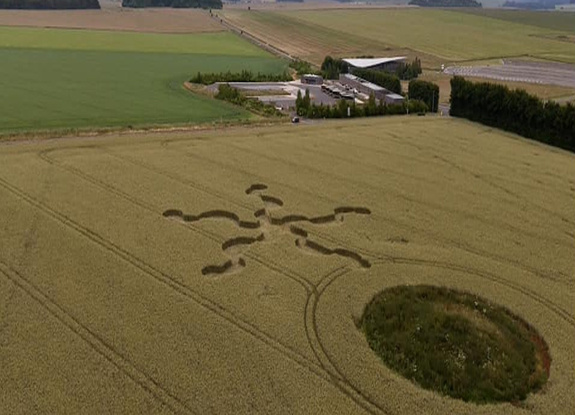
[{"left": 292, "top": 116, "right": 300, "bottom": 123}]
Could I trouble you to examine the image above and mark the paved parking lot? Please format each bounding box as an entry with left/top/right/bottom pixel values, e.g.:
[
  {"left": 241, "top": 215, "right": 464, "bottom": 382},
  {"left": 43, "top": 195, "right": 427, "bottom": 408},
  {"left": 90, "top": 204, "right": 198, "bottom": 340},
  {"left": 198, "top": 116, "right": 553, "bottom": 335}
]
[{"left": 444, "top": 60, "right": 575, "bottom": 88}]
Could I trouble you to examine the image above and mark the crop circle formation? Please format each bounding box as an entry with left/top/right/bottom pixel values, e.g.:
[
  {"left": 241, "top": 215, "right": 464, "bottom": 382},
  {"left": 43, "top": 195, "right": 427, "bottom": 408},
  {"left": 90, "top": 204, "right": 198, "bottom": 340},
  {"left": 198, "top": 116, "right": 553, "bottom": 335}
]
[{"left": 360, "top": 285, "right": 550, "bottom": 404}]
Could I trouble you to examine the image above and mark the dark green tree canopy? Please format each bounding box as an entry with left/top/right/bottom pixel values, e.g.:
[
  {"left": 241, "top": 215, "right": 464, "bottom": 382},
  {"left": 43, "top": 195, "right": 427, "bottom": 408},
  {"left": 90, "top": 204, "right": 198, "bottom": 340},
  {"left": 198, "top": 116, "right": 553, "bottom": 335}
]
[
  {"left": 122, "top": 0, "right": 222, "bottom": 9},
  {"left": 409, "top": 0, "right": 481, "bottom": 6},
  {"left": 0, "top": 0, "right": 100, "bottom": 9},
  {"left": 450, "top": 76, "right": 575, "bottom": 152}
]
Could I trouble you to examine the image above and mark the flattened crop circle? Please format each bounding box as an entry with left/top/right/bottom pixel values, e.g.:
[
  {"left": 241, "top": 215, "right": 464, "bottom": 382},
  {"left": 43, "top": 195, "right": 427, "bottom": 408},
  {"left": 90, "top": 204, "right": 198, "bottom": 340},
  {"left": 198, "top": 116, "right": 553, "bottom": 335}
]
[{"left": 360, "top": 285, "right": 550, "bottom": 404}]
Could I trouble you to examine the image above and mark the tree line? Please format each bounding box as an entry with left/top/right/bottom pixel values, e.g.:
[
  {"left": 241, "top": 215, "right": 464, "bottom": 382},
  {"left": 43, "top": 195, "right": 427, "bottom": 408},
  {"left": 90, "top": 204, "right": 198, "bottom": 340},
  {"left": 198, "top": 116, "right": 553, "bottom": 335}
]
[
  {"left": 190, "top": 70, "right": 291, "bottom": 85},
  {"left": 122, "top": 0, "right": 222, "bottom": 8},
  {"left": 408, "top": 79, "right": 439, "bottom": 113},
  {"left": 0, "top": 0, "right": 100, "bottom": 8},
  {"left": 409, "top": 0, "right": 481, "bottom": 6},
  {"left": 295, "top": 89, "right": 429, "bottom": 119},
  {"left": 450, "top": 76, "right": 575, "bottom": 152}
]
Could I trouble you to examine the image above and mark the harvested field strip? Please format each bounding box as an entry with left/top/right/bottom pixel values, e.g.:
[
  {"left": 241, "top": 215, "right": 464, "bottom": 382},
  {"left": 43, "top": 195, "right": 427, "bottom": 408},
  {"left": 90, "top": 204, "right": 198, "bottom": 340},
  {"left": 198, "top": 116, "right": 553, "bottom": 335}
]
[{"left": 0, "top": 8, "right": 224, "bottom": 34}]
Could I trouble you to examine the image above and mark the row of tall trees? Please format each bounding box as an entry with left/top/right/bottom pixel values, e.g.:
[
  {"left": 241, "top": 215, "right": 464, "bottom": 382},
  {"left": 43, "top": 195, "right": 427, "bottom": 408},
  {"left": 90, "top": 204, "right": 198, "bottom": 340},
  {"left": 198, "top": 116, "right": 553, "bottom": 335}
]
[
  {"left": 352, "top": 69, "right": 402, "bottom": 95},
  {"left": 295, "top": 90, "right": 428, "bottom": 119},
  {"left": 0, "top": 0, "right": 100, "bottom": 8},
  {"left": 190, "top": 70, "right": 291, "bottom": 85},
  {"left": 320, "top": 56, "right": 349, "bottom": 79},
  {"left": 450, "top": 76, "right": 575, "bottom": 152},
  {"left": 408, "top": 79, "right": 439, "bottom": 112},
  {"left": 409, "top": 0, "right": 481, "bottom": 6},
  {"left": 396, "top": 57, "right": 423, "bottom": 80},
  {"left": 122, "top": 0, "right": 221, "bottom": 8}
]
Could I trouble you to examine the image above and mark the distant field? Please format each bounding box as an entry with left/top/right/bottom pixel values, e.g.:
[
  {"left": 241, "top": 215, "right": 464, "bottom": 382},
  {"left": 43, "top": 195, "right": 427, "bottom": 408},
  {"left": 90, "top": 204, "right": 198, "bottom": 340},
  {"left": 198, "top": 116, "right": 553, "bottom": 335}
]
[
  {"left": 0, "top": 26, "right": 264, "bottom": 55},
  {"left": 1, "top": 117, "right": 573, "bottom": 414},
  {"left": 460, "top": 9, "right": 575, "bottom": 33},
  {"left": 0, "top": 7, "right": 223, "bottom": 33},
  {"left": 222, "top": 10, "right": 435, "bottom": 66},
  {"left": 0, "top": 27, "right": 286, "bottom": 133},
  {"left": 223, "top": 8, "right": 575, "bottom": 66}
]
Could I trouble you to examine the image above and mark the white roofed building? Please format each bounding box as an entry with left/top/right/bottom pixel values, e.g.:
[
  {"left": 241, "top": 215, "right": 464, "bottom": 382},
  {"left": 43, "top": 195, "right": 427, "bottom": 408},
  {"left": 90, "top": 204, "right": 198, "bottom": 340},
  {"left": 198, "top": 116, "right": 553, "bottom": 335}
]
[{"left": 343, "top": 57, "right": 406, "bottom": 73}]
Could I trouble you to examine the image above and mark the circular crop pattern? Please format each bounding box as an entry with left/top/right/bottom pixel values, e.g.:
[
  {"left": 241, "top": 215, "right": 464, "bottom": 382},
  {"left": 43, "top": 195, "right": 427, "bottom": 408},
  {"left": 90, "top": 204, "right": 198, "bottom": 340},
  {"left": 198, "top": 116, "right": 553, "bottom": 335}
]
[{"left": 360, "top": 285, "right": 550, "bottom": 404}]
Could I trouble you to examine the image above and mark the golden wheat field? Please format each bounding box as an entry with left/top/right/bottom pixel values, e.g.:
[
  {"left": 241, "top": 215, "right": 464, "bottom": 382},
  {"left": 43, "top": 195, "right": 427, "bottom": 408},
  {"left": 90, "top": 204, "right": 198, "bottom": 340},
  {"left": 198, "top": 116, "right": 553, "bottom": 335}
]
[{"left": 0, "top": 117, "right": 574, "bottom": 414}]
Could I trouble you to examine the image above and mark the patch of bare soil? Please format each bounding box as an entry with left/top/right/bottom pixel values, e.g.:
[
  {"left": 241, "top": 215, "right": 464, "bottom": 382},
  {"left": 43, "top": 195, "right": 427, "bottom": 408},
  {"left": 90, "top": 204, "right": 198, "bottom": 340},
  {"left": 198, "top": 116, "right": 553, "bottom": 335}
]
[{"left": 0, "top": 6, "right": 223, "bottom": 33}]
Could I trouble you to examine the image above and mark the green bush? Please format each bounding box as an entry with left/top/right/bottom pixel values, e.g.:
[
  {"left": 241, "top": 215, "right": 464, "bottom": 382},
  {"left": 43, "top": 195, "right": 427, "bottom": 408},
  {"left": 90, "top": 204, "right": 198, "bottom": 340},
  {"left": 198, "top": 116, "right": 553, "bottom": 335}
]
[
  {"left": 396, "top": 57, "right": 422, "bottom": 80},
  {"left": 321, "top": 56, "right": 349, "bottom": 79},
  {"left": 409, "top": 79, "right": 439, "bottom": 112},
  {"left": 215, "top": 84, "right": 283, "bottom": 117}
]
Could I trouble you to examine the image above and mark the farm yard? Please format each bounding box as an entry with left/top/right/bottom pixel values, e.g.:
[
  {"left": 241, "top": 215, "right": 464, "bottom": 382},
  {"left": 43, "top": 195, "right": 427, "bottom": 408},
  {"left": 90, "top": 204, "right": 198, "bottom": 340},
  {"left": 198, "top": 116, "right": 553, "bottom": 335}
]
[
  {"left": 1, "top": 117, "right": 574, "bottom": 414},
  {"left": 0, "top": 26, "right": 286, "bottom": 134}
]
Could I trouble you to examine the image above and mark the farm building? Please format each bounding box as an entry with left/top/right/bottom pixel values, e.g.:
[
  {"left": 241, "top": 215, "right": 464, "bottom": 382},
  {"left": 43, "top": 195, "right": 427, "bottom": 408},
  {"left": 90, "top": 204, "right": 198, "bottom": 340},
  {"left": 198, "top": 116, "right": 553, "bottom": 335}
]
[
  {"left": 301, "top": 74, "right": 323, "bottom": 85},
  {"left": 339, "top": 73, "right": 405, "bottom": 105},
  {"left": 343, "top": 57, "right": 406, "bottom": 73}
]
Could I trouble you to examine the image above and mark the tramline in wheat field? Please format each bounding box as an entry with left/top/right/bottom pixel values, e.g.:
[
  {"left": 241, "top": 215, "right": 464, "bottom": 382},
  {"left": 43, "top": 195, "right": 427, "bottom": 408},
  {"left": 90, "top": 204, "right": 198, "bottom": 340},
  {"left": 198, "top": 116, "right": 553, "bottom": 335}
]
[{"left": 0, "top": 117, "right": 573, "bottom": 414}]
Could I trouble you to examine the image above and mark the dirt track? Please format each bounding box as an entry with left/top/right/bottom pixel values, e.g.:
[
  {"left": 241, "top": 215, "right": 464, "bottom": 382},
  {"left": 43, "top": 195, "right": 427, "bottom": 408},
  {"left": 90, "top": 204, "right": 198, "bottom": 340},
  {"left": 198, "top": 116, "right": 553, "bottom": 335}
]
[{"left": 445, "top": 60, "right": 575, "bottom": 89}]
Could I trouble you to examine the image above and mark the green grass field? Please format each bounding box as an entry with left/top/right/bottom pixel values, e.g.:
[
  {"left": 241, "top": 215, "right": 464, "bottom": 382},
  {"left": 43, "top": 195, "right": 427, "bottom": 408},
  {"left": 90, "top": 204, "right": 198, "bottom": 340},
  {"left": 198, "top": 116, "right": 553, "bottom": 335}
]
[
  {"left": 285, "top": 9, "right": 575, "bottom": 63},
  {"left": 460, "top": 9, "right": 575, "bottom": 33},
  {"left": 224, "top": 8, "right": 575, "bottom": 66},
  {"left": 0, "top": 117, "right": 573, "bottom": 414},
  {"left": 0, "top": 27, "right": 286, "bottom": 133}
]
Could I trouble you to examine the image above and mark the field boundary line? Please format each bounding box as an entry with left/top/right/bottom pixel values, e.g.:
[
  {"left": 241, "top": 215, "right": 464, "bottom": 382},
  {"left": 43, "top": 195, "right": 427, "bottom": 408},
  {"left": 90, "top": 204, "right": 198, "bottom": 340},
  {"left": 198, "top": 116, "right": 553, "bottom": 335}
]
[
  {"left": 214, "top": 13, "right": 296, "bottom": 62},
  {"left": 0, "top": 260, "right": 195, "bottom": 415}
]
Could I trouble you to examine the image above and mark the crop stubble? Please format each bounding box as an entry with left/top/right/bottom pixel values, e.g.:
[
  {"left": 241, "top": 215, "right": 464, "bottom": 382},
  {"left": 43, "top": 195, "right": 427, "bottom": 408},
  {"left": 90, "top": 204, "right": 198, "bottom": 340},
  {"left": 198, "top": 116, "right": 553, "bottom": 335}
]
[{"left": 0, "top": 117, "right": 573, "bottom": 414}]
